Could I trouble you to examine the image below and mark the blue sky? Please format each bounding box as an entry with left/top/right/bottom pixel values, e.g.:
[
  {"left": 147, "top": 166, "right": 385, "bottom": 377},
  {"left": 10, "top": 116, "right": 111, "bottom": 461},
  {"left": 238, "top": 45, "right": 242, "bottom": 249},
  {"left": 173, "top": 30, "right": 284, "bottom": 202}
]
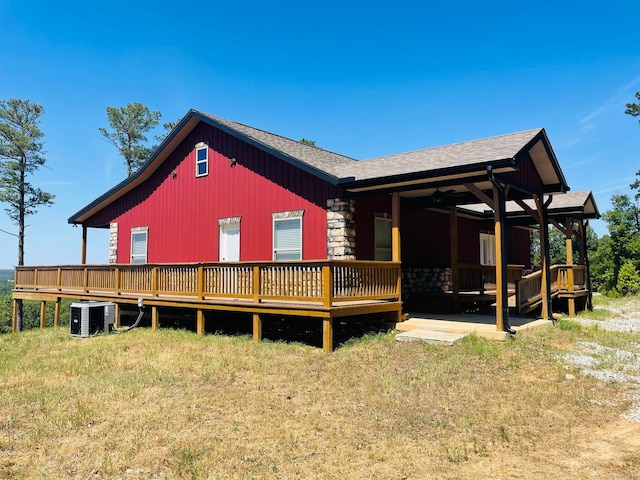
[{"left": 0, "top": 0, "right": 639, "bottom": 269}]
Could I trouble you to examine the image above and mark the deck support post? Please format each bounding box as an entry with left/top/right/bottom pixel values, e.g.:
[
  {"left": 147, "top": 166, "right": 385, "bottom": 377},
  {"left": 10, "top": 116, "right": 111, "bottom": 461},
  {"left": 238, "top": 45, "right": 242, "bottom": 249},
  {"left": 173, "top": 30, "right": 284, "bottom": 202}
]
[
  {"left": 253, "top": 313, "right": 262, "bottom": 343},
  {"left": 392, "top": 192, "right": 401, "bottom": 263},
  {"left": 151, "top": 306, "right": 159, "bottom": 331},
  {"left": 12, "top": 299, "right": 18, "bottom": 333},
  {"left": 54, "top": 298, "right": 61, "bottom": 327},
  {"left": 196, "top": 309, "right": 205, "bottom": 335},
  {"left": 450, "top": 205, "right": 460, "bottom": 312},
  {"left": 323, "top": 317, "right": 334, "bottom": 353},
  {"left": 114, "top": 303, "right": 121, "bottom": 328},
  {"left": 534, "top": 195, "right": 552, "bottom": 320},
  {"left": 40, "top": 301, "right": 47, "bottom": 329},
  {"left": 565, "top": 217, "right": 576, "bottom": 317},
  {"left": 492, "top": 183, "right": 510, "bottom": 333},
  {"left": 81, "top": 225, "right": 87, "bottom": 264}
]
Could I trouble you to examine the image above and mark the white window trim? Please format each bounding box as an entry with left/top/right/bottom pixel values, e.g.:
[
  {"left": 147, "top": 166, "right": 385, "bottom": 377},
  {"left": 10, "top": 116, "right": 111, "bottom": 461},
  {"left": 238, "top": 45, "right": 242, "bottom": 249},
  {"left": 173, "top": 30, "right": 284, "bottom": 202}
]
[
  {"left": 374, "top": 217, "right": 392, "bottom": 261},
  {"left": 195, "top": 142, "right": 208, "bottom": 177},
  {"left": 480, "top": 232, "right": 496, "bottom": 266},
  {"left": 130, "top": 227, "right": 149, "bottom": 264},
  {"left": 272, "top": 210, "right": 304, "bottom": 261}
]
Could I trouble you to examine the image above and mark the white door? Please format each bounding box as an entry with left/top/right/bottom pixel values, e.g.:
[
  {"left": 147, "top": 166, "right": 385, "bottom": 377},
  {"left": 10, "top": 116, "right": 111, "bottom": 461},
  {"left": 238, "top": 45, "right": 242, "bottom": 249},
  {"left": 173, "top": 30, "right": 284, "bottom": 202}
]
[{"left": 220, "top": 223, "right": 240, "bottom": 262}]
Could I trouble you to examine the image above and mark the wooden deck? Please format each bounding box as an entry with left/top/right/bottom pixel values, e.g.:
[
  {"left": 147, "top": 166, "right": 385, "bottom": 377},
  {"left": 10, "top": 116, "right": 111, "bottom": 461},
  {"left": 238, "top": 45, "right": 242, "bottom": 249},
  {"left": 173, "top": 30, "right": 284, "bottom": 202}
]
[{"left": 11, "top": 261, "right": 402, "bottom": 352}]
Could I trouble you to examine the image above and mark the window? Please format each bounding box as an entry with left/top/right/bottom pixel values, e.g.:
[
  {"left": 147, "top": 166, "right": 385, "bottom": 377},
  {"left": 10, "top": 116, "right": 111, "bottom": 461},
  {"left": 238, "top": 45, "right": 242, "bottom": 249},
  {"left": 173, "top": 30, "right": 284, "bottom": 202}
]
[
  {"left": 273, "top": 217, "right": 302, "bottom": 260},
  {"left": 480, "top": 232, "right": 496, "bottom": 265},
  {"left": 195, "top": 145, "right": 208, "bottom": 177},
  {"left": 374, "top": 217, "right": 392, "bottom": 261},
  {"left": 131, "top": 229, "right": 148, "bottom": 264}
]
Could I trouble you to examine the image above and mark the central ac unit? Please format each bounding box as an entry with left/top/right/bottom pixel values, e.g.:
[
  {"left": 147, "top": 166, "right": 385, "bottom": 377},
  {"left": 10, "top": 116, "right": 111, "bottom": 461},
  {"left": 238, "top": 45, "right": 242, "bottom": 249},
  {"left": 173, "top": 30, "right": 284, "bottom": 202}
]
[{"left": 70, "top": 301, "right": 116, "bottom": 337}]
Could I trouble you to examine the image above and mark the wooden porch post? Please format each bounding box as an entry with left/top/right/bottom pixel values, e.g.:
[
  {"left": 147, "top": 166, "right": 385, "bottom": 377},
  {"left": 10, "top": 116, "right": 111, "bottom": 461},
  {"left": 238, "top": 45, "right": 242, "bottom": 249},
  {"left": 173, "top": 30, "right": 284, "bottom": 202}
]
[
  {"left": 565, "top": 217, "right": 576, "bottom": 317},
  {"left": 535, "top": 196, "right": 551, "bottom": 320},
  {"left": 54, "top": 298, "right": 61, "bottom": 327},
  {"left": 40, "top": 301, "right": 47, "bottom": 329},
  {"left": 392, "top": 192, "right": 401, "bottom": 262},
  {"left": 253, "top": 313, "right": 262, "bottom": 343},
  {"left": 323, "top": 317, "right": 334, "bottom": 353},
  {"left": 493, "top": 185, "right": 509, "bottom": 332},
  {"left": 450, "top": 206, "right": 460, "bottom": 312},
  {"left": 196, "top": 309, "right": 205, "bottom": 335},
  {"left": 81, "top": 225, "right": 87, "bottom": 264},
  {"left": 580, "top": 220, "right": 594, "bottom": 310},
  {"left": 114, "top": 303, "right": 121, "bottom": 328}
]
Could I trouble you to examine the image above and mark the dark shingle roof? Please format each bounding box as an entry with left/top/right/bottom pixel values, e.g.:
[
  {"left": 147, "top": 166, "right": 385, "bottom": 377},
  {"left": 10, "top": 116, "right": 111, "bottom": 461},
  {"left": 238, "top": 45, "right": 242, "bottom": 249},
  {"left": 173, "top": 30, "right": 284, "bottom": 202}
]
[
  {"left": 339, "top": 128, "right": 544, "bottom": 181},
  {"left": 198, "top": 111, "right": 358, "bottom": 179}
]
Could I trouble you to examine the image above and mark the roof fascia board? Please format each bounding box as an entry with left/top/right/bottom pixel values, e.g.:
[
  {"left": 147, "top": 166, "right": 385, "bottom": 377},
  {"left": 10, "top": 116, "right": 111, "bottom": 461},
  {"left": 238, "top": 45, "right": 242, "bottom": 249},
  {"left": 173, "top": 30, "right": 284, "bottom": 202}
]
[{"left": 341, "top": 160, "right": 517, "bottom": 193}]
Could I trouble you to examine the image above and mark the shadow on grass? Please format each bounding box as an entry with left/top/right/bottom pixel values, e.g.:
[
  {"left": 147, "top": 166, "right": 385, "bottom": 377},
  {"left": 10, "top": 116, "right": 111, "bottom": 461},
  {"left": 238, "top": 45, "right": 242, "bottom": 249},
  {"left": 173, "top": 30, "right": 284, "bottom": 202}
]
[{"left": 117, "top": 305, "right": 391, "bottom": 350}]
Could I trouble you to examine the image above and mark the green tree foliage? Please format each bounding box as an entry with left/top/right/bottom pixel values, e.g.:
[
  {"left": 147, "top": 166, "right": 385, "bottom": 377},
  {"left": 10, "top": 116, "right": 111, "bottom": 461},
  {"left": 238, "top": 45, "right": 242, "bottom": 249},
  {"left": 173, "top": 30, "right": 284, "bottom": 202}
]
[
  {"left": 0, "top": 99, "right": 55, "bottom": 331},
  {"left": 0, "top": 295, "right": 72, "bottom": 334},
  {"left": 299, "top": 138, "right": 322, "bottom": 148},
  {"left": 154, "top": 120, "right": 179, "bottom": 144},
  {"left": 99, "top": 103, "right": 161, "bottom": 177},
  {"left": 593, "top": 194, "right": 640, "bottom": 295},
  {"left": 531, "top": 225, "right": 597, "bottom": 267},
  {"left": 616, "top": 260, "right": 640, "bottom": 296},
  {"left": 625, "top": 91, "right": 640, "bottom": 199}
]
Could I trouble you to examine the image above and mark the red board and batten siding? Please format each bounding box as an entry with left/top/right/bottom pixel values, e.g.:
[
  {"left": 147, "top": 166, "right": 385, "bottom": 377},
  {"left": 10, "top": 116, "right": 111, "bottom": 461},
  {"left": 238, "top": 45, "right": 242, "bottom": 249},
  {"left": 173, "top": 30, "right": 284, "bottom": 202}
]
[{"left": 85, "top": 122, "right": 342, "bottom": 263}]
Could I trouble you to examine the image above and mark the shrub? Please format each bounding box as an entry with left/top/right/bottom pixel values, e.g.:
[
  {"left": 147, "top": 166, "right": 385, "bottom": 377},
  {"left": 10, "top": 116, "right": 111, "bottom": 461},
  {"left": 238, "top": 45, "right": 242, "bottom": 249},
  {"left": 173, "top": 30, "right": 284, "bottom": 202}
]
[{"left": 616, "top": 261, "right": 640, "bottom": 296}]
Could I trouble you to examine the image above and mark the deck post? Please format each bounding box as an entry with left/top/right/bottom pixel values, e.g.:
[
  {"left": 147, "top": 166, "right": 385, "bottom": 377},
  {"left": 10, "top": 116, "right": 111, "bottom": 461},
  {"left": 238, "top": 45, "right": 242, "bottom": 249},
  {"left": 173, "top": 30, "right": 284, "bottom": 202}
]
[
  {"left": 534, "top": 195, "right": 551, "bottom": 320},
  {"left": 323, "top": 317, "right": 334, "bottom": 352},
  {"left": 196, "top": 309, "right": 205, "bottom": 335},
  {"left": 253, "top": 266, "right": 260, "bottom": 304},
  {"left": 392, "top": 192, "right": 401, "bottom": 262},
  {"left": 493, "top": 185, "right": 509, "bottom": 332},
  {"left": 565, "top": 217, "right": 576, "bottom": 317},
  {"left": 450, "top": 205, "right": 460, "bottom": 312},
  {"left": 114, "top": 303, "right": 121, "bottom": 328},
  {"left": 323, "top": 265, "right": 333, "bottom": 308},
  {"left": 253, "top": 313, "right": 262, "bottom": 343},
  {"left": 580, "top": 220, "right": 594, "bottom": 310},
  {"left": 151, "top": 306, "right": 159, "bottom": 331},
  {"left": 54, "top": 298, "right": 61, "bottom": 327},
  {"left": 40, "top": 301, "right": 47, "bottom": 329},
  {"left": 81, "top": 225, "right": 87, "bottom": 264},
  {"left": 12, "top": 299, "right": 18, "bottom": 333}
]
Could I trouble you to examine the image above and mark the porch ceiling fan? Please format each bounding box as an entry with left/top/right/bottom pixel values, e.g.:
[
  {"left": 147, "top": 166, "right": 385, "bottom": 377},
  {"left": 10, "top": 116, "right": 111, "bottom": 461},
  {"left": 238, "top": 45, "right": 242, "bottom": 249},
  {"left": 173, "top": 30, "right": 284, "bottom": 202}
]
[{"left": 429, "top": 187, "right": 466, "bottom": 206}]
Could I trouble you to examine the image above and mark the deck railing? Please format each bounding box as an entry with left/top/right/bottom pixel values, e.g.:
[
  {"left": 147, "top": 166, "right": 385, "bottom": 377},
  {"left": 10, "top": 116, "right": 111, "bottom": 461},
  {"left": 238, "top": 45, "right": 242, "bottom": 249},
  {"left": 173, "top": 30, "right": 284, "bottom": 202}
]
[
  {"left": 458, "top": 263, "right": 524, "bottom": 293},
  {"left": 515, "top": 264, "right": 588, "bottom": 314},
  {"left": 13, "top": 260, "right": 401, "bottom": 307}
]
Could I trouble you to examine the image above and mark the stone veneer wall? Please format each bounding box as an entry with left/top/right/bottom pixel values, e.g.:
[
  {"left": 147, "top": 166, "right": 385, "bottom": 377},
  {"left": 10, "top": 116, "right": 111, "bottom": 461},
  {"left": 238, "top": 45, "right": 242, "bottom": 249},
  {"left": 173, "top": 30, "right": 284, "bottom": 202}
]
[
  {"left": 109, "top": 222, "right": 118, "bottom": 264},
  {"left": 326, "top": 198, "right": 356, "bottom": 260},
  {"left": 401, "top": 267, "right": 452, "bottom": 302}
]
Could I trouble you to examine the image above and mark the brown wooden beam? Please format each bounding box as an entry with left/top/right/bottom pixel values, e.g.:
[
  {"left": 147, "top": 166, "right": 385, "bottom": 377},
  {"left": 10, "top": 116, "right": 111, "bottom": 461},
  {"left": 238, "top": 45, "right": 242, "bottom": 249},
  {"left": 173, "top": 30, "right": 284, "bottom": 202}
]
[
  {"left": 493, "top": 185, "right": 508, "bottom": 331},
  {"left": 513, "top": 198, "right": 540, "bottom": 224},
  {"left": 12, "top": 299, "right": 18, "bottom": 333},
  {"left": 323, "top": 317, "right": 334, "bottom": 352},
  {"left": 392, "top": 192, "right": 401, "bottom": 262},
  {"left": 40, "top": 301, "right": 47, "bottom": 329},
  {"left": 81, "top": 225, "right": 87, "bottom": 265},
  {"left": 450, "top": 205, "right": 460, "bottom": 312},
  {"left": 54, "top": 298, "right": 61, "bottom": 327},
  {"left": 196, "top": 309, "right": 205, "bottom": 335},
  {"left": 151, "top": 306, "right": 159, "bottom": 331},
  {"left": 533, "top": 195, "right": 551, "bottom": 320},
  {"left": 465, "top": 183, "right": 494, "bottom": 209},
  {"left": 114, "top": 303, "right": 121, "bottom": 328},
  {"left": 253, "top": 313, "right": 262, "bottom": 343}
]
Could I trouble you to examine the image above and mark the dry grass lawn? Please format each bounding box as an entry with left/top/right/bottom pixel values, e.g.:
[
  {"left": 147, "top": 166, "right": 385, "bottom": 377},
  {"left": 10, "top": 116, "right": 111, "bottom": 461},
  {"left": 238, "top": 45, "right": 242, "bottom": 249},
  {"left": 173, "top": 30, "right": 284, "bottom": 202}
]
[{"left": 1, "top": 313, "right": 640, "bottom": 479}]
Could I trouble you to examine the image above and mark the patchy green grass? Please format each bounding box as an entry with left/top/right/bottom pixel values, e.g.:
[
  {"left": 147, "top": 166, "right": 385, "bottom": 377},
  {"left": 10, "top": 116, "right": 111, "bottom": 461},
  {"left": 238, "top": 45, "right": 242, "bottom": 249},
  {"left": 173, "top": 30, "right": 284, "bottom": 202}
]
[{"left": 0, "top": 319, "right": 639, "bottom": 479}]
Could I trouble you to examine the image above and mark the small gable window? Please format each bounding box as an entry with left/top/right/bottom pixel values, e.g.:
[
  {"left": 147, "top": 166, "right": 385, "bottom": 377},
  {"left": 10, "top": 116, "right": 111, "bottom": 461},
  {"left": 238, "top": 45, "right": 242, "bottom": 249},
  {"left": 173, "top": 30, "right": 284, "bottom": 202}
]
[{"left": 195, "top": 144, "right": 208, "bottom": 177}]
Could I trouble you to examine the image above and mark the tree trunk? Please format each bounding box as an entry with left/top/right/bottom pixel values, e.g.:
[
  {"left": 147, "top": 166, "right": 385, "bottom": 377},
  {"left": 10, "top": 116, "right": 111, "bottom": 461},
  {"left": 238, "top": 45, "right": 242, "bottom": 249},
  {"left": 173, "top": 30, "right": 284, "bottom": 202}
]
[{"left": 16, "top": 156, "right": 26, "bottom": 331}]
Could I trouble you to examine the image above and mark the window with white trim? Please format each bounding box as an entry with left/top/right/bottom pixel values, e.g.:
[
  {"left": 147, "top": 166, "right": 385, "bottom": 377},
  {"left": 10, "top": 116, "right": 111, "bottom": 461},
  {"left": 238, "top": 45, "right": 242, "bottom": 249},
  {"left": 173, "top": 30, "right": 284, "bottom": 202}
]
[
  {"left": 374, "top": 217, "right": 392, "bottom": 261},
  {"left": 480, "top": 232, "right": 496, "bottom": 265},
  {"left": 195, "top": 144, "right": 208, "bottom": 177},
  {"left": 273, "top": 214, "right": 302, "bottom": 261},
  {"left": 131, "top": 229, "right": 148, "bottom": 264}
]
